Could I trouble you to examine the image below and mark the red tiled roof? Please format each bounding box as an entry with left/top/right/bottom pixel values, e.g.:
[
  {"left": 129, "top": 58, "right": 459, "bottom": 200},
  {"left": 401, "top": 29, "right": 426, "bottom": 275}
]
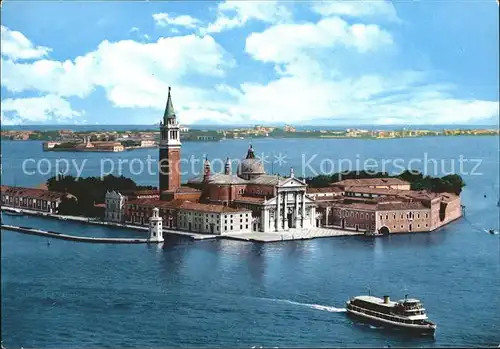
[
  {"left": 175, "top": 186, "right": 201, "bottom": 193},
  {"left": 121, "top": 189, "right": 159, "bottom": 196},
  {"left": 398, "top": 190, "right": 441, "bottom": 201},
  {"left": 233, "top": 196, "right": 266, "bottom": 203},
  {"left": 327, "top": 201, "right": 377, "bottom": 210},
  {"left": 308, "top": 186, "right": 343, "bottom": 193},
  {"left": 331, "top": 178, "right": 410, "bottom": 187},
  {"left": 179, "top": 201, "right": 251, "bottom": 213},
  {"left": 0, "top": 185, "right": 69, "bottom": 201},
  {"left": 344, "top": 186, "right": 403, "bottom": 195},
  {"left": 126, "top": 199, "right": 185, "bottom": 209},
  {"left": 376, "top": 201, "right": 427, "bottom": 211}
]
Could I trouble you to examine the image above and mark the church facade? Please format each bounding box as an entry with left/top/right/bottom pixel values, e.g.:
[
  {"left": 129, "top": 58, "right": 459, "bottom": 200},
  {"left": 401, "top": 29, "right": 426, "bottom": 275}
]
[{"left": 187, "top": 146, "right": 317, "bottom": 233}]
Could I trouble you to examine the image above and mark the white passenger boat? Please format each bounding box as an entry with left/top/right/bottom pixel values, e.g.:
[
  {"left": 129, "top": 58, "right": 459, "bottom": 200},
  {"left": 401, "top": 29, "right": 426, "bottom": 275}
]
[{"left": 346, "top": 294, "right": 436, "bottom": 336}]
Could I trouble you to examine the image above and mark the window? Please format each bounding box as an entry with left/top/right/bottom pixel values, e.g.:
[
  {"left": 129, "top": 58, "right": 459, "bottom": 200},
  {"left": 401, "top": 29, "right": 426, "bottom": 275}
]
[
  {"left": 246, "top": 225, "right": 248, "bottom": 229},
  {"left": 385, "top": 215, "right": 388, "bottom": 220},
  {"left": 240, "top": 225, "right": 243, "bottom": 229},
  {"left": 230, "top": 226, "right": 233, "bottom": 230}
]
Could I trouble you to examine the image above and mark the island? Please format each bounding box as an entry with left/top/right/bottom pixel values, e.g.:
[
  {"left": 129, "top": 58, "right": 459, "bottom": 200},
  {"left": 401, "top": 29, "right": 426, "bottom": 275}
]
[{"left": 0, "top": 125, "right": 498, "bottom": 153}]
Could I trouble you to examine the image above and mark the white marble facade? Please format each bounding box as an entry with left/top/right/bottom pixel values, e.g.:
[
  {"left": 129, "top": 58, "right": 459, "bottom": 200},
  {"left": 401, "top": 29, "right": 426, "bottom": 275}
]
[
  {"left": 105, "top": 190, "right": 126, "bottom": 222},
  {"left": 257, "top": 176, "right": 316, "bottom": 233}
]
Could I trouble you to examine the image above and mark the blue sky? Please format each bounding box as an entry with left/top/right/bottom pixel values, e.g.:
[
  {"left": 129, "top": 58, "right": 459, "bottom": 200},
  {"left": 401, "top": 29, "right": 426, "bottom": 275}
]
[{"left": 1, "top": 0, "right": 498, "bottom": 126}]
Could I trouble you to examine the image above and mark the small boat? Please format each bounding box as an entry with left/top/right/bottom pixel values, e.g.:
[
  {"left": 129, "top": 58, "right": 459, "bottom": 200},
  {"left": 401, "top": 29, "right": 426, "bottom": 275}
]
[
  {"left": 3, "top": 209, "right": 23, "bottom": 216},
  {"left": 364, "top": 231, "right": 385, "bottom": 237},
  {"left": 346, "top": 294, "right": 436, "bottom": 336}
]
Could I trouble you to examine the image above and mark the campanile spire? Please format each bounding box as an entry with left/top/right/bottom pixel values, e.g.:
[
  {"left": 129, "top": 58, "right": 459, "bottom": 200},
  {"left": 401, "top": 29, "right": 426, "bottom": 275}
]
[
  {"left": 159, "top": 87, "right": 181, "bottom": 194},
  {"left": 163, "top": 86, "right": 176, "bottom": 124}
]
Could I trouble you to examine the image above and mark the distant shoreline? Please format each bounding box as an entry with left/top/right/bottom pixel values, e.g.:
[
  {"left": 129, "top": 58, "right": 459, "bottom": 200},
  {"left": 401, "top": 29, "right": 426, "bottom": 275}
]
[{"left": 0, "top": 132, "right": 498, "bottom": 148}]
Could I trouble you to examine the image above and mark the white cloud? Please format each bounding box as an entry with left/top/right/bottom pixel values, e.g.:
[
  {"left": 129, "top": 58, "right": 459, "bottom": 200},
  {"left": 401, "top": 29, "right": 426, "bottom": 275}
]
[
  {"left": 1, "top": 26, "right": 237, "bottom": 125},
  {"left": 311, "top": 0, "right": 400, "bottom": 22},
  {"left": 204, "top": 0, "right": 292, "bottom": 33},
  {"left": 218, "top": 74, "right": 499, "bottom": 125},
  {"left": 1, "top": 34, "right": 233, "bottom": 109},
  {"left": 0, "top": 25, "right": 51, "bottom": 61},
  {"left": 129, "top": 27, "right": 152, "bottom": 42},
  {"left": 1, "top": 95, "right": 82, "bottom": 123},
  {"left": 229, "top": 16, "right": 497, "bottom": 125},
  {"left": 1, "top": 17, "right": 497, "bottom": 126},
  {"left": 153, "top": 13, "right": 201, "bottom": 29},
  {"left": 246, "top": 17, "right": 393, "bottom": 66}
]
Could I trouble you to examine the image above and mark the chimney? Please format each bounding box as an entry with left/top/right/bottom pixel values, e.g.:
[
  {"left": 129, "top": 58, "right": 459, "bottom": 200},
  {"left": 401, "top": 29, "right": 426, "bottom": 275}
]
[{"left": 383, "top": 295, "right": 390, "bottom": 304}]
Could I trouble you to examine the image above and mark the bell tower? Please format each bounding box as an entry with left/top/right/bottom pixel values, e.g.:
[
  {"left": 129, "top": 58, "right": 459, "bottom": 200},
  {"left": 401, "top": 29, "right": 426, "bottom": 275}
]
[{"left": 159, "top": 87, "right": 181, "bottom": 194}]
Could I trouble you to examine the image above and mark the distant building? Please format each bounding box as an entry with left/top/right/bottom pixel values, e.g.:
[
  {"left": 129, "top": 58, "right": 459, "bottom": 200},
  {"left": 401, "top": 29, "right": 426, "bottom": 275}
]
[
  {"left": 104, "top": 189, "right": 160, "bottom": 223},
  {"left": 1, "top": 185, "right": 76, "bottom": 214},
  {"left": 140, "top": 140, "right": 156, "bottom": 147},
  {"left": 43, "top": 141, "right": 62, "bottom": 150}
]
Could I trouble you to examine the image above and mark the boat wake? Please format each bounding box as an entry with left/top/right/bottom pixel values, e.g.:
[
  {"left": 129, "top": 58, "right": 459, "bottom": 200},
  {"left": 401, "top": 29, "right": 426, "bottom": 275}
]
[
  {"left": 258, "top": 297, "right": 346, "bottom": 313},
  {"left": 483, "top": 229, "right": 499, "bottom": 235}
]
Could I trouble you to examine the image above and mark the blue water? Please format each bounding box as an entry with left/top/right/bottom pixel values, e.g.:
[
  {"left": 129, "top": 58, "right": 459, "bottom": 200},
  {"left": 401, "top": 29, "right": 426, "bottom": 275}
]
[{"left": 1, "top": 137, "right": 499, "bottom": 347}]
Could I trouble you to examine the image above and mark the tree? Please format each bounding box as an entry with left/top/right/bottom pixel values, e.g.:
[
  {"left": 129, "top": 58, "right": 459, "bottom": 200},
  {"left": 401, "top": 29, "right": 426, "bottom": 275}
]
[{"left": 46, "top": 174, "right": 155, "bottom": 217}]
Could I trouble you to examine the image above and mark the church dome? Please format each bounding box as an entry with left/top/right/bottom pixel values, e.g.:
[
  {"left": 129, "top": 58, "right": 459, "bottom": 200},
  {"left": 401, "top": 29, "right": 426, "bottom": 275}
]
[{"left": 237, "top": 145, "right": 266, "bottom": 179}]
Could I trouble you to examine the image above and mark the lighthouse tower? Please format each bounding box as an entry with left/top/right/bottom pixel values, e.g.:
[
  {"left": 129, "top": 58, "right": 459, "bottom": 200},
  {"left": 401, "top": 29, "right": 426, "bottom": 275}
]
[{"left": 148, "top": 207, "right": 164, "bottom": 243}]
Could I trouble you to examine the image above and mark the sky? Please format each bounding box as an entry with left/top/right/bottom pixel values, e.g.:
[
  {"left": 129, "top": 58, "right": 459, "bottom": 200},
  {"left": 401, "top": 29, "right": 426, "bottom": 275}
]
[{"left": 1, "top": 0, "right": 499, "bottom": 126}]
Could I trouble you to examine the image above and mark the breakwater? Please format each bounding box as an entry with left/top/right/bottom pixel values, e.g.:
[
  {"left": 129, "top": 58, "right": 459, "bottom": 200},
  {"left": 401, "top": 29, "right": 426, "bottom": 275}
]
[
  {"left": 1, "top": 224, "right": 149, "bottom": 244},
  {"left": 1, "top": 206, "right": 216, "bottom": 240}
]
